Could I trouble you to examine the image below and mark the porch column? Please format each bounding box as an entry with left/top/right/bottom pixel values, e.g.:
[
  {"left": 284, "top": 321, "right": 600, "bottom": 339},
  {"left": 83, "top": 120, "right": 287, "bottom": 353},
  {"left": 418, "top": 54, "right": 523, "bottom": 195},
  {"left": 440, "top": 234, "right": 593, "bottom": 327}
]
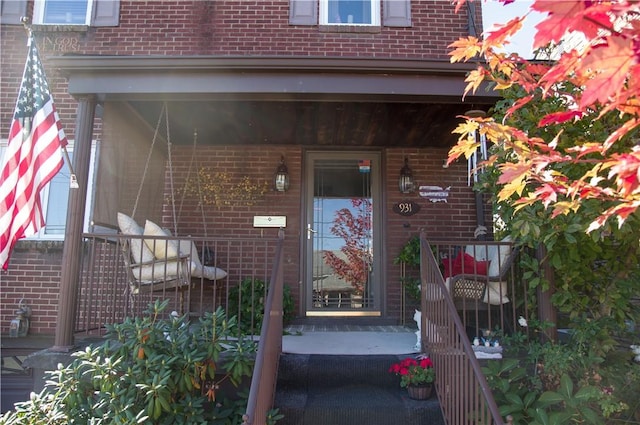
[{"left": 53, "top": 95, "right": 97, "bottom": 351}]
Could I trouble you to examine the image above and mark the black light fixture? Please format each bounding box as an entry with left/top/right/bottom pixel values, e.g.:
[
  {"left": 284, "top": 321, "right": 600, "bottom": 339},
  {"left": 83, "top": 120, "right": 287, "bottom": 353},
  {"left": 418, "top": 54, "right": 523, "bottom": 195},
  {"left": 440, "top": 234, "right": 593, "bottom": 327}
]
[
  {"left": 274, "top": 155, "right": 290, "bottom": 192},
  {"left": 399, "top": 157, "right": 415, "bottom": 194}
]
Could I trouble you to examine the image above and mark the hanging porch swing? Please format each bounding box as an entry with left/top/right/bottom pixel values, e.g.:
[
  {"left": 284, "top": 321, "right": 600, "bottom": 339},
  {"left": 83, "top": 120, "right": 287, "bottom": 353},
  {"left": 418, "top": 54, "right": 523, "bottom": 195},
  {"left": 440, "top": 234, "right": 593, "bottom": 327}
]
[{"left": 115, "top": 102, "right": 227, "bottom": 295}]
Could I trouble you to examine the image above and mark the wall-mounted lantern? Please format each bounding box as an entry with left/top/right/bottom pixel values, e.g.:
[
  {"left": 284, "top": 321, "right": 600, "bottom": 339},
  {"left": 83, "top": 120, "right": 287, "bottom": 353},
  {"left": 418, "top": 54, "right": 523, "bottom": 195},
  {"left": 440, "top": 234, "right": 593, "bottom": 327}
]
[
  {"left": 274, "top": 155, "right": 290, "bottom": 192},
  {"left": 9, "top": 298, "right": 31, "bottom": 338},
  {"left": 399, "top": 157, "right": 415, "bottom": 194}
]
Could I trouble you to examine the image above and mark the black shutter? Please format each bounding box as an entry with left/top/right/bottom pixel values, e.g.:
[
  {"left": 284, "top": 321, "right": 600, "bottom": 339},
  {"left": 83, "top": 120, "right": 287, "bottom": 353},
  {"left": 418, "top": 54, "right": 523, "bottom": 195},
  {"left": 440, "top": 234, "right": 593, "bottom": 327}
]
[
  {"left": 290, "top": 0, "right": 317, "bottom": 25},
  {"left": 0, "top": 0, "right": 27, "bottom": 25},
  {"left": 92, "top": 0, "right": 120, "bottom": 27},
  {"left": 383, "top": 0, "right": 411, "bottom": 27}
]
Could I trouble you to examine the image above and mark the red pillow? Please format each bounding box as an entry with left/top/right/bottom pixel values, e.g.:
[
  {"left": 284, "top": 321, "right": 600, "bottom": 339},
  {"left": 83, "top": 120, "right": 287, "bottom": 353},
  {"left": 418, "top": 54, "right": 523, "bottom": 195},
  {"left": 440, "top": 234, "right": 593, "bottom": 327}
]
[{"left": 443, "top": 251, "right": 488, "bottom": 278}]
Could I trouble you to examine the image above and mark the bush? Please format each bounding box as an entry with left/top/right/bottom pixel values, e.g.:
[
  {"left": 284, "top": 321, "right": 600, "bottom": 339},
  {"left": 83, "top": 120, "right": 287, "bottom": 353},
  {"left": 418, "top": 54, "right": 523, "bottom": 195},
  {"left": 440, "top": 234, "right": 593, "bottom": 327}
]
[
  {"left": 228, "top": 278, "right": 295, "bottom": 334},
  {"left": 0, "top": 300, "right": 257, "bottom": 425},
  {"left": 482, "top": 317, "right": 639, "bottom": 425}
]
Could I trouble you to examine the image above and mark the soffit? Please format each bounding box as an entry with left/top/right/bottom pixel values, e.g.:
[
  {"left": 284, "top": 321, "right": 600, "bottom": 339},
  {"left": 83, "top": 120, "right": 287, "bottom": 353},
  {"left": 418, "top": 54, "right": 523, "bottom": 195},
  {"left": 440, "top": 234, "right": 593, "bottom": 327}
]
[{"left": 50, "top": 56, "right": 498, "bottom": 147}]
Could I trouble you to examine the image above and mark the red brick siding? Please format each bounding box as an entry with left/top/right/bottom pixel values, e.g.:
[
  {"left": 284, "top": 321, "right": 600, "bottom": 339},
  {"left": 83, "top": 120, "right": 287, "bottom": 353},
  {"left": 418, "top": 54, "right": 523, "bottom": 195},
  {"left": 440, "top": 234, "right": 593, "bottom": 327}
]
[
  {"left": 385, "top": 148, "right": 480, "bottom": 321},
  {"left": 0, "top": 243, "right": 63, "bottom": 335}
]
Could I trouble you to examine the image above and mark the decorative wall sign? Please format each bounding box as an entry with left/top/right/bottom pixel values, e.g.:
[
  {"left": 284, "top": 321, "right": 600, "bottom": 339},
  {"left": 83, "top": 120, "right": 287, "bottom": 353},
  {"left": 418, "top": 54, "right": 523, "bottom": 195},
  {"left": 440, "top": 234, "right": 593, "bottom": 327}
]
[
  {"left": 393, "top": 201, "right": 421, "bottom": 216},
  {"left": 418, "top": 185, "right": 451, "bottom": 203}
]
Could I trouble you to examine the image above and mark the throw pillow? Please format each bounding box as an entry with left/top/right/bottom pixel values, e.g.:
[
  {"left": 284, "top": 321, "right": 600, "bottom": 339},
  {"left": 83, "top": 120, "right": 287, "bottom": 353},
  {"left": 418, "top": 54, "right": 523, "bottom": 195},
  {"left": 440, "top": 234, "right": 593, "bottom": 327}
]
[
  {"left": 117, "top": 212, "right": 155, "bottom": 264},
  {"left": 443, "top": 251, "right": 489, "bottom": 278},
  {"left": 143, "top": 220, "right": 180, "bottom": 260}
]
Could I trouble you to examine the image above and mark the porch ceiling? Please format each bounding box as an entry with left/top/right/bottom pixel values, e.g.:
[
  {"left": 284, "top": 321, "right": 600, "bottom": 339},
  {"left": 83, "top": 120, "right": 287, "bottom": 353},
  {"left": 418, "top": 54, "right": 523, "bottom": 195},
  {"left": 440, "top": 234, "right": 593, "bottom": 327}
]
[
  {"left": 127, "top": 100, "right": 484, "bottom": 148},
  {"left": 50, "top": 56, "right": 498, "bottom": 147}
]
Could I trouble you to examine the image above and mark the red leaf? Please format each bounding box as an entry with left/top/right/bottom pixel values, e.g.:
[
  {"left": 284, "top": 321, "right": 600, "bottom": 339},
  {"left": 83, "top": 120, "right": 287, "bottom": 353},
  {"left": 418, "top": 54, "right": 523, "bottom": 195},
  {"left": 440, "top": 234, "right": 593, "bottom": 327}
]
[
  {"left": 532, "top": 1, "right": 611, "bottom": 48},
  {"left": 580, "top": 36, "right": 636, "bottom": 108},
  {"left": 538, "top": 110, "right": 583, "bottom": 127}
]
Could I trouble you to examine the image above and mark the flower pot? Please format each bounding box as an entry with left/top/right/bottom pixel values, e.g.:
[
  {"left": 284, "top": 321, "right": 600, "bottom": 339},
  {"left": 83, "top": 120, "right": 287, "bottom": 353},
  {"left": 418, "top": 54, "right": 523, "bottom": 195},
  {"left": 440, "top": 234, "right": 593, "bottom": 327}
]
[{"left": 407, "top": 384, "right": 433, "bottom": 400}]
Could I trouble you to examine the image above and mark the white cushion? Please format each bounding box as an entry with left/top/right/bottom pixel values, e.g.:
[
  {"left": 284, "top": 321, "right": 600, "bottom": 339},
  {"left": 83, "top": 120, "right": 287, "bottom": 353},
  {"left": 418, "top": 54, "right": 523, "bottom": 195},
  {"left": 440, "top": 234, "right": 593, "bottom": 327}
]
[
  {"left": 117, "top": 212, "right": 154, "bottom": 264},
  {"left": 192, "top": 264, "right": 227, "bottom": 280},
  {"left": 465, "top": 236, "right": 512, "bottom": 278},
  {"left": 143, "top": 220, "right": 180, "bottom": 260},
  {"left": 421, "top": 280, "right": 450, "bottom": 302},
  {"left": 482, "top": 281, "right": 510, "bottom": 305},
  {"left": 179, "top": 239, "right": 201, "bottom": 267},
  {"left": 178, "top": 239, "right": 227, "bottom": 280},
  {"left": 131, "top": 260, "right": 184, "bottom": 283}
]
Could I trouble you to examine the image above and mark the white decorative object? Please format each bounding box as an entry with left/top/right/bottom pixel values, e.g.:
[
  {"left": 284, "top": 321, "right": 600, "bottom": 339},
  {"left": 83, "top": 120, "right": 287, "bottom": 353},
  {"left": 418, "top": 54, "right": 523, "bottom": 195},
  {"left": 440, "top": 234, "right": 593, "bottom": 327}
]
[
  {"left": 631, "top": 345, "right": 640, "bottom": 363},
  {"left": 414, "top": 309, "right": 422, "bottom": 351},
  {"left": 418, "top": 185, "right": 451, "bottom": 203},
  {"left": 473, "top": 337, "right": 480, "bottom": 346},
  {"left": 518, "top": 316, "right": 528, "bottom": 328}
]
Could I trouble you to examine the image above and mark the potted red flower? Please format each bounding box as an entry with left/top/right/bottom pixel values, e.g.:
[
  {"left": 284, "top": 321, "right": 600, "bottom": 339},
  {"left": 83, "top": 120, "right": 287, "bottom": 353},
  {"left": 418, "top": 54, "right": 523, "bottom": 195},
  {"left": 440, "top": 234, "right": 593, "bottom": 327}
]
[{"left": 389, "top": 356, "right": 435, "bottom": 399}]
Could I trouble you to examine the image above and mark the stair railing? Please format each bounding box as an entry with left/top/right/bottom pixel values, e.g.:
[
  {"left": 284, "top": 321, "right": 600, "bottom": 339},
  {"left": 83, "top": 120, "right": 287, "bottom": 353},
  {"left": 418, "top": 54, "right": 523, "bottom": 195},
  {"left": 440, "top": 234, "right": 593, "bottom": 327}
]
[
  {"left": 243, "top": 228, "right": 285, "bottom": 425},
  {"left": 419, "top": 230, "right": 509, "bottom": 425}
]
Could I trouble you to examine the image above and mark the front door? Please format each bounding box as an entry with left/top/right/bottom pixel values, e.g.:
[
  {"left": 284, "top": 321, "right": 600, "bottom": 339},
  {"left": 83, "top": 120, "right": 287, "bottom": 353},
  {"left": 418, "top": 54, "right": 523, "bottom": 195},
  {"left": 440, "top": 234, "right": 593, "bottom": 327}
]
[{"left": 304, "top": 151, "right": 382, "bottom": 317}]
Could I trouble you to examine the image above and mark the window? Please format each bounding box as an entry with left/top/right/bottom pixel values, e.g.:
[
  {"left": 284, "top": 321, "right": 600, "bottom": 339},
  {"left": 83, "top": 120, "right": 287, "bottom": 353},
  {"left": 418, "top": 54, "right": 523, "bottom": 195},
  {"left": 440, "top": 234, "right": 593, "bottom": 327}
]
[
  {"left": 289, "top": 0, "right": 410, "bottom": 28},
  {"left": 32, "top": 0, "right": 120, "bottom": 26},
  {"left": 320, "top": 0, "right": 380, "bottom": 25},
  {"left": 34, "top": 0, "right": 92, "bottom": 25},
  {"left": 0, "top": 140, "right": 96, "bottom": 240}
]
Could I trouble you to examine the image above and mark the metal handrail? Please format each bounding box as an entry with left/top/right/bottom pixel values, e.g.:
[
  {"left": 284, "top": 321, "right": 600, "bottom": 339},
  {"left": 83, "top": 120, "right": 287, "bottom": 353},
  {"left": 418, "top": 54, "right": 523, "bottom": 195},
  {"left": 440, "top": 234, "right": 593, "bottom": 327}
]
[
  {"left": 419, "top": 230, "right": 509, "bottom": 425},
  {"left": 243, "top": 228, "right": 285, "bottom": 425}
]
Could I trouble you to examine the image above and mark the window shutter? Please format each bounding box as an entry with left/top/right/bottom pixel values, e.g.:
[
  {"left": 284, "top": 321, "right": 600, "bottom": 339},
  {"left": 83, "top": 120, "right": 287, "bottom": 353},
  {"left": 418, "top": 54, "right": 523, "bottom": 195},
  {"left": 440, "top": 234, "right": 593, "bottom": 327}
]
[
  {"left": 383, "top": 0, "right": 411, "bottom": 27},
  {"left": 0, "top": 0, "right": 27, "bottom": 25},
  {"left": 290, "top": 0, "right": 317, "bottom": 25},
  {"left": 92, "top": 0, "right": 120, "bottom": 27}
]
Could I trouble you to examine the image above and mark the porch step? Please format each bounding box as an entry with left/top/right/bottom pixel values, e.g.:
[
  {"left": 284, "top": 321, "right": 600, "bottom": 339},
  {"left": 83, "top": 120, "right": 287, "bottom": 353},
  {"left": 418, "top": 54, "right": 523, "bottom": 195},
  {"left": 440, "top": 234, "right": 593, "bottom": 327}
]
[{"left": 273, "top": 354, "right": 444, "bottom": 425}]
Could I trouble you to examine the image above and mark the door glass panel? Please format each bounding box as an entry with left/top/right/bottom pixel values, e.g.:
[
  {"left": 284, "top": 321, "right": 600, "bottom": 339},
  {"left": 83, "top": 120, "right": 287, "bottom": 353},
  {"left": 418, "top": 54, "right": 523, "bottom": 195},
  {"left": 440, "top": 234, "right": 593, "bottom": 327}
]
[{"left": 308, "top": 156, "right": 378, "bottom": 315}]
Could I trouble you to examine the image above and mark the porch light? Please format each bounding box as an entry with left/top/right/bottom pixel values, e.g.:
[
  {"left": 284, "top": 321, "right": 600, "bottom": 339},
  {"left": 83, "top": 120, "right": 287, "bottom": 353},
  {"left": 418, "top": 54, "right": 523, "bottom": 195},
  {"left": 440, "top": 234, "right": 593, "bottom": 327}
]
[
  {"left": 274, "top": 155, "right": 290, "bottom": 192},
  {"left": 399, "top": 157, "right": 415, "bottom": 194}
]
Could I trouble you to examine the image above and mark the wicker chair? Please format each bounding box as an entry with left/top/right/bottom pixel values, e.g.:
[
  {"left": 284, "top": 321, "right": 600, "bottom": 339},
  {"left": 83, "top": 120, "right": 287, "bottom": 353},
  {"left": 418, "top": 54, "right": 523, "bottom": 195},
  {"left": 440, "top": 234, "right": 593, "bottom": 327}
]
[{"left": 444, "top": 238, "right": 518, "bottom": 308}]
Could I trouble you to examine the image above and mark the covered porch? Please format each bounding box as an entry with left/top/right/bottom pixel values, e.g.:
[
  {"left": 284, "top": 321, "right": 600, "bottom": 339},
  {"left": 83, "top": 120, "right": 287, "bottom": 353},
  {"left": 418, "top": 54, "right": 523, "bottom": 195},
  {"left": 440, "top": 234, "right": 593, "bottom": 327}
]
[{"left": 49, "top": 55, "right": 499, "bottom": 349}]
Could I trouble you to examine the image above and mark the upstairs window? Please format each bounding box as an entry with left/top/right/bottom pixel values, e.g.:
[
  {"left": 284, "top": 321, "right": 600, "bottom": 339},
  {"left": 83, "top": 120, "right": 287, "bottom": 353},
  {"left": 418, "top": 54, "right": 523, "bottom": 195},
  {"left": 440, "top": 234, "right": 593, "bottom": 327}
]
[
  {"left": 32, "top": 0, "right": 120, "bottom": 27},
  {"left": 37, "top": 0, "right": 92, "bottom": 25},
  {"left": 290, "top": 0, "right": 410, "bottom": 28},
  {"left": 321, "top": 0, "right": 380, "bottom": 26}
]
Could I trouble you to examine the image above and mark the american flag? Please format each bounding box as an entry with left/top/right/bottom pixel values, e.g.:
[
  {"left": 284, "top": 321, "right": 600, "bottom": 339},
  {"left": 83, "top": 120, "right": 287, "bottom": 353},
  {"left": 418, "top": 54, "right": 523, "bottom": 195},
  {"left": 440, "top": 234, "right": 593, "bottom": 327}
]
[{"left": 0, "top": 34, "right": 68, "bottom": 270}]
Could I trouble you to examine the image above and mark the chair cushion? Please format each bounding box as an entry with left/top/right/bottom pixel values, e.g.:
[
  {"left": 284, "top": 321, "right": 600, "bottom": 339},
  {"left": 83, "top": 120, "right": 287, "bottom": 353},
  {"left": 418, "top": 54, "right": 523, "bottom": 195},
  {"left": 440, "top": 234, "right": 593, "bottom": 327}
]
[
  {"left": 482, "top": 281, "right": 510, "bottom": 305},
  {"left": 143, "top": 220, "right": 180, "bottom": 260},
  {"left": 131, "top": 260, "right": 183, "bottom": 283},
  {"left": 117, "top": 212, "right": 155, "bottom": 264}
]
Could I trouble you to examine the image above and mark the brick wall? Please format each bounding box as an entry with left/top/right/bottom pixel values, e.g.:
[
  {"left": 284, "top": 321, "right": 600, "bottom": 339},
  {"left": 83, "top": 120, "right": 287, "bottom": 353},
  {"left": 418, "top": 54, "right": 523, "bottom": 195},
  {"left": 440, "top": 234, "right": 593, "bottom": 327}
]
[
  {"left": 0, "top": 242, "right": 64, "bottom": 335},
  {"left": 0, "top": 144, "right": 479, "bottom": 333}
]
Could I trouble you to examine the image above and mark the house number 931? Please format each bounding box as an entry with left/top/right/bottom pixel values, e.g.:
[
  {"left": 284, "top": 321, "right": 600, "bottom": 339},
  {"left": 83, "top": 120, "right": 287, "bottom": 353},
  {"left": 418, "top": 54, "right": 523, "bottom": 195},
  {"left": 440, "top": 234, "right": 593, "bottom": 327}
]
[{"left": 393, "top": 201, "right": 420, "bottom": 216}]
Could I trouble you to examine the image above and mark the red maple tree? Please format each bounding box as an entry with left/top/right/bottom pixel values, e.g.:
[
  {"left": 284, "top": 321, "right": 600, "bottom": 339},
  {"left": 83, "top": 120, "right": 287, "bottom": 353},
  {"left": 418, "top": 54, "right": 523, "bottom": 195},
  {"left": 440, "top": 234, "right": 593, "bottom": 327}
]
[
  {"left": 323, "top": 198, "right": 372, "bottom": 294},
  {"left": 450, "top": 0, "right": 640, "bottom": 231}
]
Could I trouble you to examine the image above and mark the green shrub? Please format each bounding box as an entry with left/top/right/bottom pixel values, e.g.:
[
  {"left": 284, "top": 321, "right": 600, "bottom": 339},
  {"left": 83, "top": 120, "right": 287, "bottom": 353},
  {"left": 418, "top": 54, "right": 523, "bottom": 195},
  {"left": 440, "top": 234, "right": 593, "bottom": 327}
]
[
  {"left": 228, "top": 278, "right": 295, "bottom": 334},
  {"left": 482, "top": 318, "right": 637, "bottom": 425},
  {"left": 0, "top": 300, "right": 257, "bottom": 425}
]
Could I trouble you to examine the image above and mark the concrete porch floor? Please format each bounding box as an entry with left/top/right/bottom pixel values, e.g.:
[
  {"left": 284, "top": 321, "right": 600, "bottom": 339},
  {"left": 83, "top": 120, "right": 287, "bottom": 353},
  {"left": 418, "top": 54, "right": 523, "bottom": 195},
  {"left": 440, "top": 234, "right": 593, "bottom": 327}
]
[
  {"left": 283, "top": 325, "right": 420, "bottom": 355},
  {"left": 1, "top": 325, "right": 421, "bottom": 358}
]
